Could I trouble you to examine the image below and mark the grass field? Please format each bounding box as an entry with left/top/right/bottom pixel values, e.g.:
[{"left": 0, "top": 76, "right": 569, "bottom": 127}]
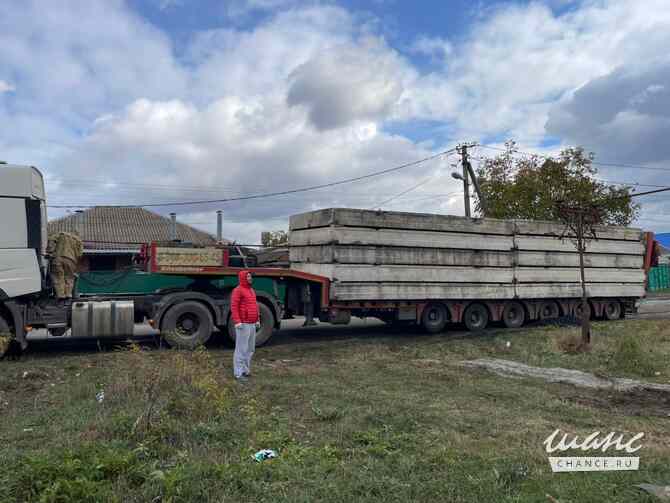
[{"left": 1, "top": 319, "right": 669, "bottom": 502}]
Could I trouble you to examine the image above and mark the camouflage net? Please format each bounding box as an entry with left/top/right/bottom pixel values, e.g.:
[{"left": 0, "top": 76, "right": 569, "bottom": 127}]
[{"left": 0, "top": 334, "right": 11, "bottom": 357}]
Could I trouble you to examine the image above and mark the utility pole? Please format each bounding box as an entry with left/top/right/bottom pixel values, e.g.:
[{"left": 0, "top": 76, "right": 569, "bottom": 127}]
[
  {"left": 460, "top": 144, "right": 471, "bottom": 217},
  {"left": 454, "top": 143, "right": 485, "bottom": 217}
]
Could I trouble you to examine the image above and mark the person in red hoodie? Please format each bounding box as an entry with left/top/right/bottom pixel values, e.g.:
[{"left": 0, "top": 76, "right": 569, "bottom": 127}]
[{"left": 230, "top": 270, "right": 260, "bottom": 381}]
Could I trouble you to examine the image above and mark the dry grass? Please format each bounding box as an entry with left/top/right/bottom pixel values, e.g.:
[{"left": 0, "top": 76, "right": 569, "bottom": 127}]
[{"left": 0, "top": 319, "right": 668, "bottom": 502}]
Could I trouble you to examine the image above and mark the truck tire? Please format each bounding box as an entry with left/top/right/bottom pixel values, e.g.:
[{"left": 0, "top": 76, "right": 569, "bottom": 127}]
[
  {"left": 602, "top": 300, "right": 622, "bottom": 321},
  {"left": 463, "top": 303, "right": 489, "bottom": 331},
  {"left": 502, "top": 301, "right": 525, "bottom": 328},
  {"left": 421, "top": 302, "right": 449, "bottom": 334},
  {"left": 161, "top": 301, "right": 213, "bottom": 350},
  {"left": 226, "top": 302, "right": 276, "bottom": 347},
  {"left": 538, "top": 301, "right": 560, "bottom": 320}
]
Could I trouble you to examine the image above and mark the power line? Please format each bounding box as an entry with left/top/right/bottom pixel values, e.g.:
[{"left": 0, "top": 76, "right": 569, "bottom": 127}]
[
  {"left": 476, "top": 144, "right": 670, "bottom": 173},
  {"left": 46, "top": 178, "right": 464, "bottom": 198},
  {"left": 473, "top": 146, "right": 670, "bottom": 188},
  {"left": 598, "top": 179, "right": 670, "bottom": 189},
  {"left": 629, "top": 187, "right": 670, "bottom": 198},
  {"left": 47, "top": 148, "right": 458, "bottom": 209},
  {"left": 369, "top": 177, "right": 433, "bottom": 208}
]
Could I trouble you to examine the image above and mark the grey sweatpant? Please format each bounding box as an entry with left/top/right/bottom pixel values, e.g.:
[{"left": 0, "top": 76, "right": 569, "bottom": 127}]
[{"left": 233, "top": 323, "right": 256, "bottom": 378}]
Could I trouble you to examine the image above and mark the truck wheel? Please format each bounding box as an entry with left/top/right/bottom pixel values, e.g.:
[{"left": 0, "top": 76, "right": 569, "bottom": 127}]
[
  {"left": 502, "top": 301, "right": 525, "bottom": 328},
  {"left": 161, "top": 301, "right": 213, "bottom": 350},
  {"left": 421, "top": 302, "right": 449, "bottom": 334},
  {"left": 463, "top": 303, "right": 489, "bottom": 331},
  {"left": 226, "top": 303, "right": 276, "bottom": 347},
  {"left": 538, "top": 301, "right": 560, "bottom": 320},
  {"left": 602, "top": 300, "right": 622, "bottom": 321}
]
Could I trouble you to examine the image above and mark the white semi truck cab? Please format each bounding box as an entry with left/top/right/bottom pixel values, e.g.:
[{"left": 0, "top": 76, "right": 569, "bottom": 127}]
[
  {"left": 0, "top": 164, "right": 290, "bottom": 355},
  {"left": 0, "top": 164, "right": 134, "bottom": 353},
  {"left": 0, "top": 164, "right": 48, "bottom": 299}
]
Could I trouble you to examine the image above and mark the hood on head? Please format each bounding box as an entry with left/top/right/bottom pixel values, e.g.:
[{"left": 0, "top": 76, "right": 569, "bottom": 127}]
[{"left": 238, "top": 270, "right": 250, "bottom": 287}]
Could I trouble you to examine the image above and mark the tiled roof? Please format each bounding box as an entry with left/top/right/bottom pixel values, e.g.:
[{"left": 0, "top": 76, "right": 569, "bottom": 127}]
[{"left": 47, "top": 207, "right": 225, "bottom": 251}]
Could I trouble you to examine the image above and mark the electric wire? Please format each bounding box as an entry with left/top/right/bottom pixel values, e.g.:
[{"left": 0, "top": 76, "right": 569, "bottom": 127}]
[
  {"left": 476, "top": 144, "right": 670, "bottom": 173},
  {"left": 47, "top": 147, "right": 458, "bottom": 209}
]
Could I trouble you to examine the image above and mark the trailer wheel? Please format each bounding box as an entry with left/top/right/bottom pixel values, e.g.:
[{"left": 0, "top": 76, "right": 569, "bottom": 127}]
[
  {"left": 161, "top": 301, "right": 213, "bottom": 350},
  {"left": 538, "top": 301, "right": 560, "bottom": 320},
  {"left": 502, "top": 301, "right": 525, "bottom": 328},
  {"left": 602, "top": 300, "right": 622, "bottom": 321},
  {"left": 463, "top": 303, "right": 489, "bottom": 331},
  {"left": 421, "top": 302, "right": 449, "bottom": 334},
  {"left": 226, "top": 303, "right": 276, "bottom": 347}
]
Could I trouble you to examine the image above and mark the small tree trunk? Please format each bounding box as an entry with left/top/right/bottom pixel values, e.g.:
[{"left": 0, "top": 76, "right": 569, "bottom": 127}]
[{"left": 577, "top": 221, "right": 591, "bottom": 348}]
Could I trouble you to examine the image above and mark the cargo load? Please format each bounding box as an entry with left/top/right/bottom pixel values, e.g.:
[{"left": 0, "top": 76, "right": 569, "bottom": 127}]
[{"left": 289, "top": 208, "right": 647, "bottom": 302}]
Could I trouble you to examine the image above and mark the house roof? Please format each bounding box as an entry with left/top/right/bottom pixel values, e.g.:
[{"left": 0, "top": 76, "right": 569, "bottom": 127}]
[{"left": 47, "top": 207, "right": 226, "bottom": 251}]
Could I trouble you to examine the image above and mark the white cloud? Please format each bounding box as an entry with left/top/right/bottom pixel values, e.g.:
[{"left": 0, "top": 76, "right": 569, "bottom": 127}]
[
  {"left": 0, "top": 80, "right": 15, "bottom": 93},
  {"left": 224, "top": 0, "right": 309, "bottom": 19},
  {"left": 409, "top": 35, "right": 452, "bottom": 61},
  {"left": 5, "top": 0, "right": 670, "bottom": 242},
  {"left": 158, "top": 0, "right": 182, "bottom": 10},
  {"left": 287, "top": 37, "right": 408, "bottom": 130},
  {"left": 545, "top": 59, "right": 670, "bottom": 196}
]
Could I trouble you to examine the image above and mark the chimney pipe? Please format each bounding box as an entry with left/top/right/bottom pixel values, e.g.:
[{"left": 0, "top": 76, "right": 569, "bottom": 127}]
[
  {"left": 216, "top": 210, "right": 223, "bottom": 243},
  {"left": 169, "top": 212, "right": 177, "bottom": 241},
  {"left": 75, "top": 210, "right": 84, "bottom": 237}
]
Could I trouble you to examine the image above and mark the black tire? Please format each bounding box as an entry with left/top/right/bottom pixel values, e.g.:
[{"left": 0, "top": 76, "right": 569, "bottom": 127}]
[
  {"left": 463, "top": 303, "right": 489, "bottom": 331},
  {"left": 502, "top": 301, "right": 526, "bottom": 328},
  {"left": 161, "top": 301, "right": 213, "bottom": 350},
  {"left": 538, "top": 301, "right": 560, "bottom": 320},
  {"left": 602, "top": 300, "right": 622, "bottom": 321},
  {"left": 421, "top": 302, "right": 449, "bottom": 334},
  {"left": 226, "top": 303, "right": 276, "bottom": 347}
]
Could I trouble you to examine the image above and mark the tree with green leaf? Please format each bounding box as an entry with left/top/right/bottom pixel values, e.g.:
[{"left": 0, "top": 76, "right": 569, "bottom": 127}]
[
  {"left": 261, "top": 230, "right": 288, "bottom": 247},
  {"left": 475, "top": 141, "right": 639, "bottom": 225}
]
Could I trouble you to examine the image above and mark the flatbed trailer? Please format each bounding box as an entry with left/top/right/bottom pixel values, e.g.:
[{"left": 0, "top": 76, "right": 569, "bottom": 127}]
[
  {"left": 0, "top": 165, "right": 661, "bottom": 356},
  {"left": 74, "top": 265, "right": 330, "bottom": 347}
]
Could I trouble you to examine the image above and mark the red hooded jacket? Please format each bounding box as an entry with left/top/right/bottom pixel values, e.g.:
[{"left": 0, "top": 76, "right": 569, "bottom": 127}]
[{"left": 230, "top": 270, "right": 259, "bottom": 324}]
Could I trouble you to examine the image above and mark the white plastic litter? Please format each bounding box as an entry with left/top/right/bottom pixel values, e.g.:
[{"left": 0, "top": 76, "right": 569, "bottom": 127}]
[
  {"left": 96, "top": 390, "right": 105, "bottom": 403},
  {"left": 253, "top": 449, "right": 277, "bottom": 462}
]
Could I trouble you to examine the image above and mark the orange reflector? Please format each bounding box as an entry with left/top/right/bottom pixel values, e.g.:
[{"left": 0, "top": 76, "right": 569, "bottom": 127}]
[
  {"left": 24, "top": 326, "right": 33, "bottom": 332},
  {"left": 148, "top": 319, "right": 156, "bottom": 328}
]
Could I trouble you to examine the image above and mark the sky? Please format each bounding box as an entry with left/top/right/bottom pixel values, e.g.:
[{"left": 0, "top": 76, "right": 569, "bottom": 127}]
[{"left": 1, "top": 0, "right": 670, "bottom": 244}]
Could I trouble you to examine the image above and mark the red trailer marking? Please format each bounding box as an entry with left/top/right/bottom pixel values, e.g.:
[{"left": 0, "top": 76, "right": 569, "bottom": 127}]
[
  {"left": 643, "top": 231, "right": 657, "bottom": 293},
  {"left": 147, "top": 265, "right": 331, "bottom": 308}
]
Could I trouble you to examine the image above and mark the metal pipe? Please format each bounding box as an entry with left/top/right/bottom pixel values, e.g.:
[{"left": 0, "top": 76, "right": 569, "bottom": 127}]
[
  {"left": 75, "top": 210, "right": 85, "bottom": 236},
  {"left": 169, "top": 212, "right": 177, "bottom": 241},
  {"left": 216, "top": 210, "right": 223, "bottom": 242}
]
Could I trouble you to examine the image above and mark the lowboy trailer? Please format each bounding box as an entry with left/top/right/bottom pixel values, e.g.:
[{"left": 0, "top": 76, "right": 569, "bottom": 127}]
[{"left": 0, "top": 165, "right": 660, "bottom": 356}]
